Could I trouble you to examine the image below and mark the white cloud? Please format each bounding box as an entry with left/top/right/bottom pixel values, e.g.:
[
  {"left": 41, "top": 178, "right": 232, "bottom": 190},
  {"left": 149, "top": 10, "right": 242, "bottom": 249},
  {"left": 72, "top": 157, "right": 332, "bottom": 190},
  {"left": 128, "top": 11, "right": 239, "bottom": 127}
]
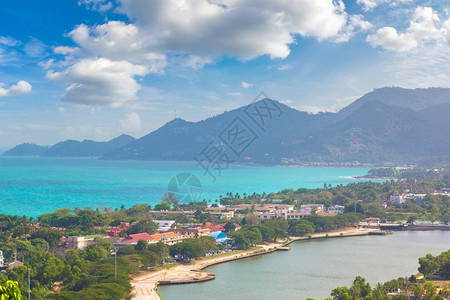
[
  {"left": 278, "top": 64, "right": 293, "bottom": 71},
  {"left": 119, "top": 112, "right": 142, "bottom": 134},
  {"left": 54, "top": 46, "right": 78, "bottom": 55},
  {"left": 68, "top": 22, "right": 166, "bottom": 67},
  {"left": 241, "top": 81, "right": 252, "bottom": 89},
  {"left": 0, "top": 36, "right": 18, "bottom": 47},
  {"left": 38, "top": 59, "right": 54, "bottom": 70},
  {"left": 445, "top": 19, "right": 450, "bottom": 42},
  {"left": 227, "top": 92, "right": 241, "bottom": 96},
  {"left": 114, "top": 0, "right": 357, "bottom": 60},
  {"left": 179, "top": 55, "right": 213, "bottom": 70},
  {"left": 58, "top": 107, "right": 66, "bottom": 113},
  {"left": 366, "top": 7, "right": 447, "bottom": 52},
  {"left": 366, "top": 27, "right": 417, "bottom": 51},
  {"left": 47, "top": 58, "right": 148, "bottom": 107},
  {"left": 408, "top": 6, "right": 442, "bottom": 41},
  {"left": 280, "top": 99, "right": 293, "bottom": 104},
  {"left": 78, "top": 0, "right": 113, "bottom": 12},
  {"left": 50, "top": 0, "right": 373, "bottom": 107},
  {"left": 23, "top": 38, "right": 46, "bottom": 57},
  {"left": 0, "top": 81, "right": 32, "bottom": 98},
  {"left": 356, "top": 0, "right": 412, "bottom": 12}
]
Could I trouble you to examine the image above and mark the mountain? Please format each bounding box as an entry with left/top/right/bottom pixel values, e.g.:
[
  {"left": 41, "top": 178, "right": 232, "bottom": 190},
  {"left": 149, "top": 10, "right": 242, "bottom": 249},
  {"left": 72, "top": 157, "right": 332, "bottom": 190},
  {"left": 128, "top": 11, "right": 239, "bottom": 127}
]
[
  {"left": 6, "top": 87, "right": 450, "bottom": 164},
  {"left": 102, "top": 87, "right": 450, "bottom": 165},
  {"left": 42, "top": 134, "right": 136, "bottom": 157},
  {"left": 3, "top": 143, "right": 50, "bottom": 156},
  {"left": 339, "top": 87, "right": 450, "bottom": 117},
  {"left": 4, "top": 135, "right": 136, "bottom": 158}
]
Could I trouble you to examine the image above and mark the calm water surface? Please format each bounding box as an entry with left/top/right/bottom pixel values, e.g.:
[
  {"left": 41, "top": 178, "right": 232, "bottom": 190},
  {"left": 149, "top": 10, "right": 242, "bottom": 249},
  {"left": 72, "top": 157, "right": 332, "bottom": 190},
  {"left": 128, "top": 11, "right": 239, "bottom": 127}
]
[
  {"left": 158, "top": 231, "right": 450, "bottom": 300},
  {"left": 0, "top": 156, "right": 375, "bottom": 217}
]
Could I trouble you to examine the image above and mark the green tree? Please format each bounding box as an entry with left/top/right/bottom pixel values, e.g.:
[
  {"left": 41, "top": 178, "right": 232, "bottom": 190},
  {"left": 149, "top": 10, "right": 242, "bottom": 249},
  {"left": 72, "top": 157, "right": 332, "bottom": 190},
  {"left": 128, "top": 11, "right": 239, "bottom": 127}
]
[
  {"left": 135, "top": 239, "right": 148, "bottom": 251},
  {"left": 127, "top": 219, "right": 158, "bottom": 235},
  {"left": 0, "top": 280, "right": 22, "bottom": 300},
  {"left": 418, "top": 254, "right": 439, "bottom": 277},
  {"left": 153, "top": 202, "right": 171, "bottom": 211},
  {"left": 224, "top": 221, "right": 236, "bottom": 233}
]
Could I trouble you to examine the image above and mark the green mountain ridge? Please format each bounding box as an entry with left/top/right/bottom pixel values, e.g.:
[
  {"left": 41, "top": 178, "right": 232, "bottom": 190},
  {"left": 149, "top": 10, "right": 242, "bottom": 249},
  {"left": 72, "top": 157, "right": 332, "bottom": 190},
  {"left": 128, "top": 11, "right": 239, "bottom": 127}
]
[{"left": 5, "top": 87, "right": 450, "bottom": 164}]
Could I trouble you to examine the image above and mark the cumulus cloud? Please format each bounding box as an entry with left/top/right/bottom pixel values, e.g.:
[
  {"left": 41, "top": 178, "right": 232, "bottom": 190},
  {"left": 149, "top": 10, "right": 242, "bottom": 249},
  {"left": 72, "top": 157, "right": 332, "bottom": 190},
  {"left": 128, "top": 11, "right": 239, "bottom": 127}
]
[
  {"left": 51, "top": 0, "right": 372, "bottom": 106},
  {"left": 47, "top": 58, "right": 148, "bottom": 107},
  {"left": 119, "top": 112, "right": 142, "bottom": 134},
  {"left": 366, "top": 27, "right": 417, "bottom": 51},
  {"left": 114, "top": 0, "right": 359, "bottom": 59},
  {"left": 241, "top": 81, "right": 252, "bottom": 89},
  {"left": 367, "top": 6, "right": 447, "bottom": 52},
  {"left": 0, "top": 81, "right": 32, "bottom": 98}
]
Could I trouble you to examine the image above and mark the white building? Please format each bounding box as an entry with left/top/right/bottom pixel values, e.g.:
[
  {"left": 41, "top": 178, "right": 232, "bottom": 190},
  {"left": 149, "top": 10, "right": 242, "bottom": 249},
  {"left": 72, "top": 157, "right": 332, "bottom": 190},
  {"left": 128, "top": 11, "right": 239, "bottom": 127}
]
[
  {"left": 328, "top": 205, "right": 345, "bottom": 214},
  {"left": 154, "top": 220, "right": 176, "bottom": 232},
  {"left": 390, "top": 194, "right": 405, "bottom": 204},
  {"left": 300, "top": 204, "right": 325, "bottom": 213}
]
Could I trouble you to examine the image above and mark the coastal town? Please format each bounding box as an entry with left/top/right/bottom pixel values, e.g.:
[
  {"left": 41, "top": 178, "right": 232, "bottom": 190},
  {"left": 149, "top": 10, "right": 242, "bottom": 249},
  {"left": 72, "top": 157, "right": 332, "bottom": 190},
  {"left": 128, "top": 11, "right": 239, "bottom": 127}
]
[{"left": 0, "top": 167, "right": 448, "bottom": 299}]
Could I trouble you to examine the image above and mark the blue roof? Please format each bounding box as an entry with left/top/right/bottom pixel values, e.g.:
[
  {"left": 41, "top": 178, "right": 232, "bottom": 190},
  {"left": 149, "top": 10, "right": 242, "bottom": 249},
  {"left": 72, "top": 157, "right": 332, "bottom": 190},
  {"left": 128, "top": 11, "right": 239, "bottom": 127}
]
[{"left": 210, "top": 231, "right": 227, "bottom": 239}]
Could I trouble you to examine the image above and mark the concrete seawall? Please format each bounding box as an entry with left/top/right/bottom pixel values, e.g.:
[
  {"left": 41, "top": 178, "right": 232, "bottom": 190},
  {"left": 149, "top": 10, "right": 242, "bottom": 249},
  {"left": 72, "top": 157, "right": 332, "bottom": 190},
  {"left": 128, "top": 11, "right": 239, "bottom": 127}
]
[{"left": 131, "top": 227, "right": 376, "bottom": 299}]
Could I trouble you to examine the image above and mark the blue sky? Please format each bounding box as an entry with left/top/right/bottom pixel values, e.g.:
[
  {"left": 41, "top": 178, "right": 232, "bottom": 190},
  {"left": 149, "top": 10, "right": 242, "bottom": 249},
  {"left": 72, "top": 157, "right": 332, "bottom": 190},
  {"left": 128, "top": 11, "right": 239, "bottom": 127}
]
[{"left": 1, "top": 0, "right": 450, "bottom": 148}]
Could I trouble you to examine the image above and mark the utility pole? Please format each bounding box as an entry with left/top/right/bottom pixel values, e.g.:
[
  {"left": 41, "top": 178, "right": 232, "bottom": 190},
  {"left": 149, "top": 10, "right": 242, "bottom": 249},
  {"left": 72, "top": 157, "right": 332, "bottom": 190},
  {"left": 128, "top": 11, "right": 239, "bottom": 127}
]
[
  {"left": 114, "top": 246, "right": 119, "bottom": 278},
  {"left": 28, "top": 267, "right": 30, "bottom": 300}
]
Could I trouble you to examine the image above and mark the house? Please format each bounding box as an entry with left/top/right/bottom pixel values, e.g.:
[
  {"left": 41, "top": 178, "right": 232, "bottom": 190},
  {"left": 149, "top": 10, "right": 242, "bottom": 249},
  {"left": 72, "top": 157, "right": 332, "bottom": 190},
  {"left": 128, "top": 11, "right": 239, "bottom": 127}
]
[
  {"left": 328, "top": 205, "right": 345, "bottom": 214},
  {"left": 169, "top": 228, "right": 211, "bottom": 239},
  {"left": 67, "top": 236, "right": 91, "bottom": 250},
  {"left": 148, "top": 232, "right": 186, "bottom": 245},
  {"left": 365, "top": 217, "right": 380, "bottom": 225},
  {"left": 154, "top": 220, "right": 176, "bottom": 232},
  {"left": 204, "top": 223, "right": 241, "bottom": 232},
  {"left": 387, "top": 290, "right": 415, "bottom": 300},
  {"left": 209, "top": 211, "right": 235, "bottom": 220},
  {"left": 403, "top": 193, "right": 426, "bottom": 204},
  {"left": 107, "top": 222, "right": 130, "bottom": 237},
  {"left": 115, "top": 233, "right": 155, "bottom": 246},
  {"left": 285, "top": 213, "right": 310, "bottom": 220},
  {"left": 210, "top": 231, "right": 228, "bottom": 244},
  {"left": 390, "top": 194, "right": 405, "bottom": 204},
  {"left": 300, "top": 204, "right": 325, "bottom": 213}
]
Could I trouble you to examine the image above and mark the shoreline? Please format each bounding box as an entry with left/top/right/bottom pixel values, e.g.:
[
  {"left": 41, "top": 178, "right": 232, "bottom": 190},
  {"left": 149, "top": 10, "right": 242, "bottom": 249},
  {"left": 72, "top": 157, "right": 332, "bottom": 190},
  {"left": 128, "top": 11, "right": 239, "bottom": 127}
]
[{"left": 130, "top": 227, "right": 379, "bottom": 300}]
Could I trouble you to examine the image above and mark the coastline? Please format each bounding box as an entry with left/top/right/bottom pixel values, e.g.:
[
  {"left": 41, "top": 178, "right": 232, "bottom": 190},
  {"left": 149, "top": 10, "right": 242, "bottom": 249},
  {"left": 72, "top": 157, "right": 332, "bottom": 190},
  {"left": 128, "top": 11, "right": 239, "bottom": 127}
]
[{"left": 130, "top": 227, "right": 379, "bottom": 300}]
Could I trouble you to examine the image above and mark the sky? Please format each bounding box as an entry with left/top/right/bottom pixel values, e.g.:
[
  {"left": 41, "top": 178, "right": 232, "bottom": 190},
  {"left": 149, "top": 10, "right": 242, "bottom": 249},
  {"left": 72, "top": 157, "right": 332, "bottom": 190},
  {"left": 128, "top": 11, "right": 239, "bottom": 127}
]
[{"left": 1, "top": 0, "right": 450, "bottom": 148}]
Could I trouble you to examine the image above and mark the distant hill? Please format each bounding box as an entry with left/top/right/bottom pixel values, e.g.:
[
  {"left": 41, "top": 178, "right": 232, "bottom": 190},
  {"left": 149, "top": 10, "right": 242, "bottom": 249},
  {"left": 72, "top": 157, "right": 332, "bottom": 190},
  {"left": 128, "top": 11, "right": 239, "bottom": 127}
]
[
  {"left": 339, "top": 87, "right": 450, "bottom": 117},
  {"left": 6, "top": 87, "right": 450, "bottom": 164},
  {"left": 4, "top": 135, "right": 135, "bottom": 158},
  {"left": 102, "top": 87, "right": 450, "bottom": 165},
  {"left": 3, "top": 143, "right": 50, "bottom": 156}
]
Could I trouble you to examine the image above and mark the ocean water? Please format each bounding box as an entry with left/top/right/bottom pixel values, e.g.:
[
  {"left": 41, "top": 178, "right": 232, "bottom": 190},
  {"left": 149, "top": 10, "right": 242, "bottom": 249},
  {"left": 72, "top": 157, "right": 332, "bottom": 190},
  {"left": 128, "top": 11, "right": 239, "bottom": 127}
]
[{"left": 0, "top": 156, "right": 375, "bottom": 218}]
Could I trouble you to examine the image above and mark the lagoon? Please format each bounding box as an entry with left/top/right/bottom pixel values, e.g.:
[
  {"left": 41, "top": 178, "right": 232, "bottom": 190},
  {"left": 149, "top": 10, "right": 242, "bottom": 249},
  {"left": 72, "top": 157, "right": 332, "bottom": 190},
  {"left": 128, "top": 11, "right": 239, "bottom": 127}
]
[
  {"left": 0, "top": 156, "right": 375, "bottom": 217},
  {"left": 158, "top": 231, "right": 450, "bottom": 300}
]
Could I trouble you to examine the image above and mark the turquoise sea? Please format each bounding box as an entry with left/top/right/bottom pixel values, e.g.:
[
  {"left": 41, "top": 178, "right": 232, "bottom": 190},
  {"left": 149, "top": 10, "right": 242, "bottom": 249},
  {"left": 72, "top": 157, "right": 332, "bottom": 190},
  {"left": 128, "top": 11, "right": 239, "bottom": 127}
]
[{"left": 0, "top": 156, "right": 376, "bottom": 218}]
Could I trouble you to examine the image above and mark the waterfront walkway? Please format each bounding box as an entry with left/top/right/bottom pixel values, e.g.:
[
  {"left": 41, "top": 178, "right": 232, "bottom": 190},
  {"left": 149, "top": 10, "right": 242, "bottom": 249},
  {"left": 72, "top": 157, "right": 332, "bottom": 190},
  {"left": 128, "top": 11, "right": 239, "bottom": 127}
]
[{"left": 131, "top": 227, "right": 376, "bottom": 299}]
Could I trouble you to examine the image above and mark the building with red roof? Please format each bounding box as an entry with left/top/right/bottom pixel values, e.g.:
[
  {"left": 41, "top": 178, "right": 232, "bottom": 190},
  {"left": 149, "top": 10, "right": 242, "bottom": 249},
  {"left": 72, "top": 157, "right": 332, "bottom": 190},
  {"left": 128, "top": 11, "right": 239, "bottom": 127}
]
[{"left": 115, "top": 233, "right": 155, "bottom": 246}]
